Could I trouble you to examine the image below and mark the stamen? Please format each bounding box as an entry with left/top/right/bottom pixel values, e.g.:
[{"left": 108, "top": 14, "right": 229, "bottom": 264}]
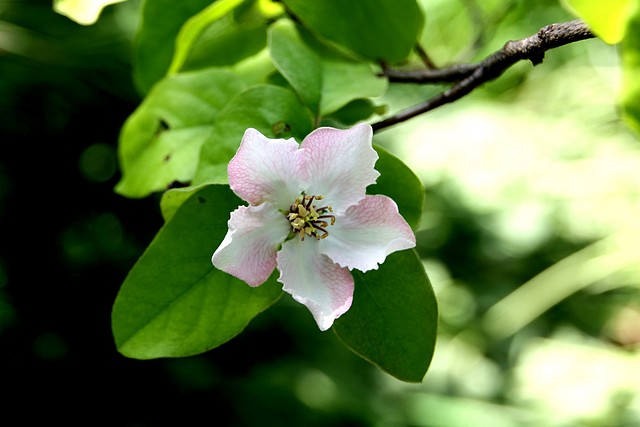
[
  {"left": 314, "top": 225, "right": 329, "bottom": 239},
  {"left": 285, "top": 194, "right": 335, "bottom": 240},
  {"left": 318, "top": 215, "right": 336, "bottom": 225},
  {"left": 305, "top": 195, "right": 315, "bottom": 210}
]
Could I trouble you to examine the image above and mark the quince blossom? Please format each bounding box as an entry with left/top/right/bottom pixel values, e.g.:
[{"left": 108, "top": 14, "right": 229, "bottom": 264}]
[{"left": 212, "top": 123, "right": 416, "bottom": 330}]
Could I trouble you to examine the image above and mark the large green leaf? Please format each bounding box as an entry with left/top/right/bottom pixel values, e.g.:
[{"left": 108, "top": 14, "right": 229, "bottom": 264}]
[
  {"left": 180, "top": 17, "right": 267, "bottom": 73},
  {"left": 159, "top": 183, "right": 210, "bottom": 222},
  {"left": 269, "top": 19, "right": 323, "bottom": 114},
  {"left": 115, "top": 68, "right": 246, "bottom": 198},
  {"left": 562, "top": 0, "right": 636, "bottom": 44},
  {"left": 334, "top": 250, "right": 438, "bottom": 383},
  {"left": 370, "top": 146, "right": 424, "bottom": 230},
  {"left": 193, "top": 84, "right": 314, "bottom": 185},
  {"left": 168, "top": 0, "right": 246, "bottom": 75},
  {"left": 281, "top": 0, "right": 425, "bottom": 64},
  {"left": 321, "top": 99, "right": 386, "bottom": 128},
  {"left": 319, "top": 59, "right": 387, "bottom": 116},
  {"left": 133, "top": 0, "right": 212, "bottom": 93},
  {"left": 112, "top": 184, "right": 283, "bottom": 359},
  {"left": 268, "top": 19, "right": 387, "bottom": 118},
  {"left": 623, "top": 9, "right": 640, "bottom": 134}
]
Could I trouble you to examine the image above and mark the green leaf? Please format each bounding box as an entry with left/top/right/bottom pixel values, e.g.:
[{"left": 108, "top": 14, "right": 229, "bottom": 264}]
[
  {"left": 181, "top": 18, "right": 267, "bottom": 73},
  {"left": 193, "top": 84, "right": 314, "bottom": 185},
  {"left": 561, "top": 0, "right": 636, "bottom": 44},
  {"left": 268, "top": 19, "right": 387, "bottom": 116},
  {"left": 623, "top": 9, "right": 640, "bottom": 134},
  {"left": 133, "top": 0, "right": 213, "bottom": 93},
  {"left": 53, "top": 0, "right": 125, "bottom": 25},
  {"left": 160, "top": 184, "right": 210, "bottom": 222},
  {"left": 281, "top": 0, "right": 425, "bottom": 64},
  {"left": 115, "top": 68, "right": 246, "bottom": 198},
  {"left": 334, "top": 250, "right": 438, "bottom": 383},
  {"left": 370, "top": 146, "right": 424, "bottom": 230},
  {"left": 231, "top": 48, "right": 277, "bottom": 86},
  {"left": 269, "top": 19, "right": 323, "bottom": 114},
  {"left": 322, "top": 99, "right": 385, "bottom": 127},
  {"left": 168, "top": 0, "right": 246, "bottom": 75},
  {"left": 112, "top": 184, "right": 282, "bottom": 359},
  {"left": 319, "top": 59, "right": 387, "bottom": 116}
]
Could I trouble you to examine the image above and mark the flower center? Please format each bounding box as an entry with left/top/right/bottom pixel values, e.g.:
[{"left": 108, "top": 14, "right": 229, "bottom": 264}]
[{"left": 286, "top": 195, "right": 335, "bottom": 240}]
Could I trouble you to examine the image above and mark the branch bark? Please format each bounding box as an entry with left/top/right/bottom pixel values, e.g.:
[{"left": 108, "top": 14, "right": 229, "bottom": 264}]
[{"left": 372, "top": 20, "right": 595, "bottom": 132}]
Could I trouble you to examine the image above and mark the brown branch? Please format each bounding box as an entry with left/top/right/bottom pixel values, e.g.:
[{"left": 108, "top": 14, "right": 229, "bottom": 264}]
[
  {"left": 373, "top": 20, "right": 595, "bottom": 132},
  {"left": 384, "top": 63, "right": 478, "bottom": 83}
]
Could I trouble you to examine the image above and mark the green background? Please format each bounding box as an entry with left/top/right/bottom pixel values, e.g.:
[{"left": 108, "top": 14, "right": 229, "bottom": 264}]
[{"left": 2, "top": 0, "right": 640, "bottom": 425}]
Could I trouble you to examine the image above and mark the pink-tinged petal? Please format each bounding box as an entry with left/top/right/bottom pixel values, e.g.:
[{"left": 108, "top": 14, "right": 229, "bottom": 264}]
[
  {"left": 228, "top": 128, "right": 304, "bottom": 209},
  {"left": 299, "top": 123, "right": 379, "bottom": 213},
  {"left": 319, "top": 195, "right": 416, "bottom": 272},
  {"left": 212, "top": 203, "right": 290, "bottom": 287},
  {"left": 277, "top": 238, "right": 354, "bottom": 331}
]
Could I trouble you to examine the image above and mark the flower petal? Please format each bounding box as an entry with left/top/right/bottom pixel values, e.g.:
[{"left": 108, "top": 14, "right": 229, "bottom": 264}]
[
  {"left": 277, "top": 238, "right": 354, "bottom": 331},
  {"left": 212, "top": 203, "right": 291, "bottom": 286},
  {"left": 319, "top": 195, "right": 416, "bottom": 272},
  {"left": 228, "top": 128, "right": 303, "bottom": 209},
  {"left": 300, "top": 123, "right": 378, "bottom": 212}
]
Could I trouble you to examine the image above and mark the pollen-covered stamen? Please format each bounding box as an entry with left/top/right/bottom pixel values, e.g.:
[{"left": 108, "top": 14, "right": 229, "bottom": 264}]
[{"left": 286, "top": 194, "right": 336, "bottom": 240}]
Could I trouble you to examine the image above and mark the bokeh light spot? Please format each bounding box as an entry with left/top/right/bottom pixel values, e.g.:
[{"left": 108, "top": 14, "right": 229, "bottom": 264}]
[{"left": 79, "top": 143, "right": 116, "bottom": 182}]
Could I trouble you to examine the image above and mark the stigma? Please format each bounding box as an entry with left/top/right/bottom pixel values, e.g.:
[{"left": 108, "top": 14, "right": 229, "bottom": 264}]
[{"left": 286, "top": 195, "right": 335, "bottom": 240}]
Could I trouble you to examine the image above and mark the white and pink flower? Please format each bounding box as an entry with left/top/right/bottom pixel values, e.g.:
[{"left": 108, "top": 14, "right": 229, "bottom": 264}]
[{"left": 212, "top": 123, "right": 416, "bottom": 330}]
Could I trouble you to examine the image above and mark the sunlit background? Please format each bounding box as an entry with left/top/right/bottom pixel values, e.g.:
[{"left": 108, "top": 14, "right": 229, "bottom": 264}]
[{"left": 2, "top": 0, "right": 639, "bottom": 425}]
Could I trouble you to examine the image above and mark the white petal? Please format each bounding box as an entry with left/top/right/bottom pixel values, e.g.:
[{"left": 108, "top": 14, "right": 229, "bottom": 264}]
[
  {"left": 212, "top": 203, "right": 291, "bottom": 286},
  {"left": 299, "top": 123, "right": 378, "bottom": 213},
  {"left": 228, "top": 128, "right": 304, "bottom": 209},
  {"left": 319, "top": 195, "right": 416, "bottom": 272},
  {"left": 54, "top": 0, "right": 125, "bottom": 25},
  {"left": 277, "top": 238, "right": 354, "bottom": 331}
]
